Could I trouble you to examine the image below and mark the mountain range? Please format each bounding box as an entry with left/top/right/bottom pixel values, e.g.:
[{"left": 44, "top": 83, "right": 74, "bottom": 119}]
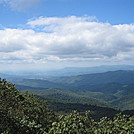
[
  {"left": 6, "top": 70, "right": 132, "bottom": 110},
  {"left": 1, "top": 65, "right": 134, "bottom": 110}
]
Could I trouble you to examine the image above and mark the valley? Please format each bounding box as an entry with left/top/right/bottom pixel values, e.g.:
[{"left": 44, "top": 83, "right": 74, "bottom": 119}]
[{"left": 1, "top": 66, "right": 134, "bottom": 111}]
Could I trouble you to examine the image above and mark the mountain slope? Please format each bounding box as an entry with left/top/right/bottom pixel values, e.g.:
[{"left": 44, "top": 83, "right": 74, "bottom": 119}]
[
  {"left": 26, "top": 88, "right": 103, "bottom": 105},
  {"left": 8, "top": 70, "right": 134, "bottom": 110},
  {"left": 11, "top": 78, "right": 60, "bottom": 89},
  {"left": 54, "top": 70, "right": 134, "bottom": 86}
]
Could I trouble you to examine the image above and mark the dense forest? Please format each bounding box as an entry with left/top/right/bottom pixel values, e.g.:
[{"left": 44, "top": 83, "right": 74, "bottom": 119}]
[
  {"left": 0, "top": 79, "right": 134, "bottom": 134},
  {"left": 12, "top": 70, "right": 134, "bottom": 110}
]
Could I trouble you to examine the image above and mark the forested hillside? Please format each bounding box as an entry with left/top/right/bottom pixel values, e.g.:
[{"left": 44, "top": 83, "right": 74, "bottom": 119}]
[
  {"left": 12, "top": 70, "right": 134, "bottom": 110},
  {"left": 54, "top": 70, "right": 134, "bottom": 85},
  {"left": 1, "top": 79, "right": 134, "bottom": 134}
]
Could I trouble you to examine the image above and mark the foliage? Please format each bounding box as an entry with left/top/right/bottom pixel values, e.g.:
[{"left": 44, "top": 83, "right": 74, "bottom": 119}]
[
  {"left": 48, "top": 112, "right": 134, "bottom": 134},
  {"left": 16, "top": 79, "right": 134, "bottom": 110},
  {"left": 47, "top": 101, "right": 119, "bottom": 121},
  {"left": 1, "top": 79, "right": 134, "bottom": 134},
  {"left": 0, "top": 79, "right": 56, "bottom": 134}
]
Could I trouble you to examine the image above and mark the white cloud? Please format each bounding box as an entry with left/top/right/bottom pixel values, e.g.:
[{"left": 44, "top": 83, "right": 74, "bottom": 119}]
[
  {"left": 28, "top": 16, "right": 97, "bottom": 27},
  {"left": 0, "top": 0, "right": 41, "bottom": 11},
  {"left": 0, "top": 16, "right": 134, "bottom": 65}
]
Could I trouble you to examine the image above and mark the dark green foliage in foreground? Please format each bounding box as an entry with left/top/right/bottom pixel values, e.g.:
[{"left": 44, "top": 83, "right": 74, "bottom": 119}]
[
  {"left": 49, "top": 111, "right": 134, "bottom": 134},
  {"left": 1, "top": 79, "right": 134, "bottom": 134},
  {"left": 0, "top": 79, "right": 56, "bottom": 134}
]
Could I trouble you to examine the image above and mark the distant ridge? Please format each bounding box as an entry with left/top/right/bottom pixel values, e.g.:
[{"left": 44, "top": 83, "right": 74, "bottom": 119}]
[{"left": 54, "top": 70, "right": 134, "bottom": 86}]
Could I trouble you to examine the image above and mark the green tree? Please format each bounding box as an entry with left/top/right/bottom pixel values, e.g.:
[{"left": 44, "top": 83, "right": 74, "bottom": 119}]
[
  {"left": 0, "top": 79, "right": 56, "bottom": 134},
  {"left": 1, "top": 78, "right": 134, "bottom": 134}
]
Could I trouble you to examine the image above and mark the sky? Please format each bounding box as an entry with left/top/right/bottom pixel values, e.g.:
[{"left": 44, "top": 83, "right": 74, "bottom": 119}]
[{"left": 0, "top": 0, "right": 134, "bottom": 70}]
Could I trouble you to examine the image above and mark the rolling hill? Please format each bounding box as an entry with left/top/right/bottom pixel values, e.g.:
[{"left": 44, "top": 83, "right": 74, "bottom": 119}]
[
  {"left": 4, "top": 70, "right": 134, "bottom": 110},
  {"left": 54, "top": 70, "right": 134, "bottom": 85}
]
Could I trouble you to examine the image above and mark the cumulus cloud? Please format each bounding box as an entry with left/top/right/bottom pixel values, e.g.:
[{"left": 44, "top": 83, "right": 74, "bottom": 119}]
[
  {"left": 0, "top": 0, "right": 41, "bottom": 11},
  {"left": 0, "top": 16, "right": 134, "bottom": 65}
]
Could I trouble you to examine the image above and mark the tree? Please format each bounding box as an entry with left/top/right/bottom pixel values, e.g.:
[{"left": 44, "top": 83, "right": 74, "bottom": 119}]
[{"left": 0, "top": 79, "right": 56, "bottom": 134}]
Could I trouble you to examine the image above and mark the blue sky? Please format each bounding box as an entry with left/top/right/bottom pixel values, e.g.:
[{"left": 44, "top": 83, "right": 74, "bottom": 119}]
[
  {"left": 0, "top": 0, "right": 134, "bottom": 70},
  {"left": 0, "top": 0, "right": 134, "bottom": 27}
]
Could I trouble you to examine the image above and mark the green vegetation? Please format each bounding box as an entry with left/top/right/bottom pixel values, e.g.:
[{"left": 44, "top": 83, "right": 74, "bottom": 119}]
[
  {"left": 48, "top": 102, "right": 119, "bottom": 121},
  {"left": 13, "top": 70, "right": 134, "bottom": 110},
  {"left": 54, "top": 70, "right": 134, "bottom": 85},
  {"left": 25, "top": 88, "right": 102, "bottom": 105},
  {"left": 22, "top": 85, "right": 134, "bottom": 110},
  {"left": 0, "top": 79, "right": 56, "bottom": 134},
  {"left": 49, "top": 111, "right": 134, "bottom": 134},
  {"left": 1, "top": 79, "right": 134, "bottom": 134}
]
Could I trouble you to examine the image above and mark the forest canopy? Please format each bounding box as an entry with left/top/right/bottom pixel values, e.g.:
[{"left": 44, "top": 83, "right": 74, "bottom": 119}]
[{"left": 0, "top": 79, "right": 134, "bottom": 134}]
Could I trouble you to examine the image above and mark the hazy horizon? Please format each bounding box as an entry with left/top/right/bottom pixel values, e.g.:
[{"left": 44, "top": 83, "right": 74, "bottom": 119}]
[{"left": 1, "top": 64, "right": 134, "bottom": 73}]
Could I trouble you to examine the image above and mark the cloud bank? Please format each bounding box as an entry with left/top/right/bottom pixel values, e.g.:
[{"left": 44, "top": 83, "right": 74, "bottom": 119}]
[
  {"left": 0, "top": 16, "right": 134, "bottom": 65},
  {"left": 0, "top": 0, "right": 41, "bottom": 11}
]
